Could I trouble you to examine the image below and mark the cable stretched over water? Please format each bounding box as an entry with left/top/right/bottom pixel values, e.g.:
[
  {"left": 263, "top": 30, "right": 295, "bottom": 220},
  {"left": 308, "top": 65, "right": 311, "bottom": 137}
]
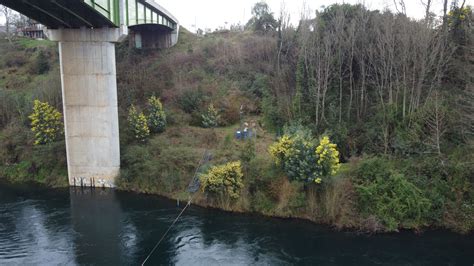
[
  {"left": 141, "top": 150, "right": 209, "bottom": 265},
  {"left": 141, "top": 199, "right": 192, "bottom": 266}
]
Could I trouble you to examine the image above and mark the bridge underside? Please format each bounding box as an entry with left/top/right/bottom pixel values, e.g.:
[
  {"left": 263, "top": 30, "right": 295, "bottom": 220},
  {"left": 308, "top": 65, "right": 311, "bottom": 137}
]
[
  {"left": 129, "top": 24, "right": 175, "bottom": 49},
  {"left": 0, "top": 0, "right": 115, "bottom": 28}
]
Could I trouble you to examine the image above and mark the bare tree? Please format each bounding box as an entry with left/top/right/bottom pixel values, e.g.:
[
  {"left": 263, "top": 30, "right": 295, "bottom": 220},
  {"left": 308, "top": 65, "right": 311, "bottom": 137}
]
[
  {"left": 393, "top": 0, "right": 407, "bottom": 15},
  {"left": 422, "top": 91, "right": 448, "bottom": 155},
  {"left": 1, "top": 5, "right": 14, "bottom": 42}
]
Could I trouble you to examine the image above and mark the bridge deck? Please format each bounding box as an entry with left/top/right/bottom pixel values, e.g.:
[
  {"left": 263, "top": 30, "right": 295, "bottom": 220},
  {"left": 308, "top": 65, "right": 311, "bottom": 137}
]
[
  {"left": 0, "top": 0, "right": 116, "bottom": 28},
  {"left": 0, "top": 0, "right": 178, "bottom": 30}
]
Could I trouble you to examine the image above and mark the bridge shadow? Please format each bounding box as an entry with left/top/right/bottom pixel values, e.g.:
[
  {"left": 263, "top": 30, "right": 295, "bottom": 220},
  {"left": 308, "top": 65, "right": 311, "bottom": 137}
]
[{"left": 69, "top": 187, "right": 137, "bottom": 265}]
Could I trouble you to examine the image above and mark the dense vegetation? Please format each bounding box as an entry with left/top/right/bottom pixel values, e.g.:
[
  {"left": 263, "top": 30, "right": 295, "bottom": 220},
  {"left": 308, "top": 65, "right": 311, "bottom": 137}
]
[{"left": 0, "top": 2, "right": 472, "bottom": 233}]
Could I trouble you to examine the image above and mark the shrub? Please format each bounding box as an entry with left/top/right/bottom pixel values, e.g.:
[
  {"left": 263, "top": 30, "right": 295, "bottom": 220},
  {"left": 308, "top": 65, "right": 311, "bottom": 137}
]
[
  {"left": 147, "top": 96, "right": 166, "bottom": 133},
  {"left": 178, "top": 89, "right": 204, "bottom": 114},
  {"left": 269, "top": 129, "right": 340, "bottom": 184},
  {"left": 200, "top": 161, "right": 244, "bottom": 200},
  {"left": 201, "top": 103, "right": 220, "bottom": 128},
  {"left": 35, "top": 50, "right": 49, "bottom": 75},
  {"left": 239, "top": 139, "right": 256, "bottom": 165},
  {"left": 355, "top": 156, "right": 393, "bottom": 182},
  {"left": 261, "top": 90, "right": 284, "bottom": 131},
  {"left": 127, "top": 105, "right": 150, "bottom": 142},
  {"left": 251, "top": 190, "right": 276, "bottom": 214},
  {"left": 316, "top": 136, "right": 341, "bottom": 178},
  {"left": 356, "top": 169, "right": 432, "bottom": 231},
  {"left": 29, "top": 99, "right": 63, "bottom": 145}
]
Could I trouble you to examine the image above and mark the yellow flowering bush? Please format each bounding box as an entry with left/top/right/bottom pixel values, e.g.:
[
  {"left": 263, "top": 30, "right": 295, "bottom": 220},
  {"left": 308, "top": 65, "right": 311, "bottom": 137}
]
[
  {"left": 268, "top": 135, "right": 294, "bottom": 165},
  {"left": 147, "top": 96, "right": 166, "bottom": 133},
  {"left": 128, "top": 105, "right": 150, "bottom": 142},
  {"left": 200, "top": 161, "right": 244, "bottom": 199},
  {"left": 29, "top": 100, "right": 63, "bottom": 145},
  {"left": 269, "top": 131, "right": 340, "bottom": 184},
  {"left": 448, "top": 6, "right": 471, "bottom": 26},
  {"left": 316, "top": 136, "right": 341, "bottom": 177}
]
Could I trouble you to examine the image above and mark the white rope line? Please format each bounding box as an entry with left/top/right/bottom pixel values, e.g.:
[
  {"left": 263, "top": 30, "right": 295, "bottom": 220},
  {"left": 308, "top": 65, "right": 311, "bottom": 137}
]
[
  {"left": 141, "top": 199, "right": 192, "bottom": 266},
  {"left": 141, "top": 150, "right": 208, "bottom": 265}
]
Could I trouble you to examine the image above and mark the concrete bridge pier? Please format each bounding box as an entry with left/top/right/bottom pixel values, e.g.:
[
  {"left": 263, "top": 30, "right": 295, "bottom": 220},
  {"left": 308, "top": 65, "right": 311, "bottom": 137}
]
[{"left": 47, "top": 27, "right": 127, "bottom": 188}]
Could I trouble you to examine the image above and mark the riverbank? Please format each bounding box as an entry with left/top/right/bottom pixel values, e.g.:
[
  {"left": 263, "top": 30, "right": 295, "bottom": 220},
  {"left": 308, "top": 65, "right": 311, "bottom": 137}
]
[
  {"left": 1, "top": 10, "right": 473, "bottom": 235},
  {"left": 2, "top": 123, "right": 473, "bottom": 234}
]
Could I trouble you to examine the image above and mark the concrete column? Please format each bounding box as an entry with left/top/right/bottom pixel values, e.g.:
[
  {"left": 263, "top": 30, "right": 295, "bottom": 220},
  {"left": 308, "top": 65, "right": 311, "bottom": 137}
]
[
  {"left": 171, "top": 24, "right": 180, "bottom": 47},
  {"left": 47, "top": 28, "right": 127, "bottom": 188}
]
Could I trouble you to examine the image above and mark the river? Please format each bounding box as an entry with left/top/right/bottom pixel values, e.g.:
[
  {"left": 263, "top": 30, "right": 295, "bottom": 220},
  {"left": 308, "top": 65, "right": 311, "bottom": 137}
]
[{"left": 0, "top": 182, "right": 473, "bottom": 265}]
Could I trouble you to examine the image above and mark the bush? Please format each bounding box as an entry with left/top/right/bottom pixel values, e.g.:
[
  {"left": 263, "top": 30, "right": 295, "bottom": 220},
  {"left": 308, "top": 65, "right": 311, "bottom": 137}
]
[
  {"left": 239, "top": 139, "right": 256, "bottom": 165},
  {"left": 316, "top": 136, "right": 341, "bottom": 178},
  {"left": 355, "top": 156, "right": 392, "bottom": 182},
  {"left": 35, "top": 50, "right": 49, "bottom": 75},
  {"left": 127, "top": 105, "right": 150, "bottom": 142},
  {"left": 269, "top": 128, "right": 340, "bottom": 184},
  {"left": 200, "top": 161, "right": 244, "bottom": 200},
  {"left": 355, "top": 159, "right": 432, "bottom": 231},
  {"left": 29, "top": 100, "right": 63, "bottom": 145},
  {"left": 201, "top": 103, "right": 220, "bottom": 128},
  {"left": 178, "top": 89, "right": 204, "bottom": 114},
  {"left": 251, "top": 190, "right": 276, "bottom": 214},
  {"left": 147, "top": 96, "right": 166, "bottom": 133}
]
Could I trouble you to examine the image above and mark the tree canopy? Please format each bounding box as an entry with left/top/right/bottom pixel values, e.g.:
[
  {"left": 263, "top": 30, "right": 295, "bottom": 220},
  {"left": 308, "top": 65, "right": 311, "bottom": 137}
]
[{"left": 246, "top": 2, "right": 278, "bottom": 33}]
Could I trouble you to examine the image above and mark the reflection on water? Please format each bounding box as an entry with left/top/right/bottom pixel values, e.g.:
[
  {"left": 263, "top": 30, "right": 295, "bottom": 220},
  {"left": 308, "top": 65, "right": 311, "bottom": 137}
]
[
  {"left": 0, "top": 189, "right": 76, "bottom": 265},
  {"left": 70, "top": 188, "right": 137, "bottom": 265},
  {"left": 0, "top": 182, "right": 473, "bottom": 265}
]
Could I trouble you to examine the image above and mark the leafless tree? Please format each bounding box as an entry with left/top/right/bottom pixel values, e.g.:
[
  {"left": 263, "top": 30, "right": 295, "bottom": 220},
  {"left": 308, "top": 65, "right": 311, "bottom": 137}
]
[{"left": 1, "top": 5, "right": 15, "bottom": 42}]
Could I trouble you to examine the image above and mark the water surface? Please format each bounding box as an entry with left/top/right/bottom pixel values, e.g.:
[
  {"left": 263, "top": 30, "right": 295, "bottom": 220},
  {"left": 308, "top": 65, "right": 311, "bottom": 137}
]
[{"left": 0, "top": 182, "right": 473, "bottom": 265}]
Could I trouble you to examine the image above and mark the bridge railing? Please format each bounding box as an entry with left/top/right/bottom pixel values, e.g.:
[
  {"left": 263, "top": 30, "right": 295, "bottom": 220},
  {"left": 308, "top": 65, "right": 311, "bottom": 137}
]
[
  {"left": 85, "top": 0, "right": 176, "bottom": 29},
  {"left": 126, "top": 0, "right": 175, "bottom": 28},
  {"left": 84, "top": 0, "right": 120, "bottom": 25}
]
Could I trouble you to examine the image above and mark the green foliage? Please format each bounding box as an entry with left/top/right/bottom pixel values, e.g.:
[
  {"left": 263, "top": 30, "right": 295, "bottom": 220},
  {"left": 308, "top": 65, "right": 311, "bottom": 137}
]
[
  {"left": 0, "top": 122, "right": 67, "bottom": 186},
  {"left": 355, "top": 158, "right": 432, "bottom": 231},
  {"left": 246, "top": 2, "right": 278, "bottom": 33},
  {"left": 269, "top": 128, "right": 340, "bottom": 183},
  {"left": 35, "top": 50, "right": 49, "bottom": 75},
  {"left": 147, "top": 96, "right": 166, "bottom": 133},
  {"left": 201, "top": 103, "right": 220, "bottom": 128},
  {"left": 355, "top": 157, "right": 392, "bottom": 182},
  {"left": 245, "top": 73, "right": 269, "bottom": 98},
  {"left": 200, "top": 161, "right": 244, "bottom": 200},
  {"left": 28, "top": 100, "right": 63, "bottom": 145},
  {"left": 261, "top": 89, "right": 284, "bottom": 131},
  {"left": 127, "top": 105, "right": 150, "bottom": 142},
  {"left": 356, "top": 173, "right": 432, "bottom": 231},
  {"left": 251, "top": 190, "right": 276, "bottom": 214},
  {"left": 239, "top": 139, "right": 256, "bottom": 164},
  {"left": 178, "top": 89, "right": 204, "bottom": 114}
]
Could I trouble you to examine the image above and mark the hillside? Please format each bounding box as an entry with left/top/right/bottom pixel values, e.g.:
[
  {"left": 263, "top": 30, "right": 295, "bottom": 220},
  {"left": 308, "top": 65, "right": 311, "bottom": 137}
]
[{"left": 0, "top": 3, "right": 473, "bottom": 233}]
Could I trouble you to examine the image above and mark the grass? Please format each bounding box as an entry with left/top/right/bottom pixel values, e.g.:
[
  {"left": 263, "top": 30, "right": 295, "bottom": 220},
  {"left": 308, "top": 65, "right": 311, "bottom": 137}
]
[{"left": 15, "top": 37, "right": 56, "bottom": 49}]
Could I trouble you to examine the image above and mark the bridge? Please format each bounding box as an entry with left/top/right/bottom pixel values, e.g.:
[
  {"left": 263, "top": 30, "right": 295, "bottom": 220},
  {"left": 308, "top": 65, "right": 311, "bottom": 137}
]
[{"left": 0, "top": 0, "right": 180, "bottom": 187}]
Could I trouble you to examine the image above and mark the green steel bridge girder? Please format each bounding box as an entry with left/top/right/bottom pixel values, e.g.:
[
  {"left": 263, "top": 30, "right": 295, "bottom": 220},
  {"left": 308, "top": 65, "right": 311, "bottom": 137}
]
[
  {"left": 0, "top": 0, "right": 178, "bottom": 31},
  {"left": 86, "top": 0, "right": 178, "bottom": 29}
]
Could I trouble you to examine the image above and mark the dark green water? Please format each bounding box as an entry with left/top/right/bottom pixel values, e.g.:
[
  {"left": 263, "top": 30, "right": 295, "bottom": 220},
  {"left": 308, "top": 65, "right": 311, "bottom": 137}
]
[{"left": 0, "top": 182, "right": 473, "bottom": 265}]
